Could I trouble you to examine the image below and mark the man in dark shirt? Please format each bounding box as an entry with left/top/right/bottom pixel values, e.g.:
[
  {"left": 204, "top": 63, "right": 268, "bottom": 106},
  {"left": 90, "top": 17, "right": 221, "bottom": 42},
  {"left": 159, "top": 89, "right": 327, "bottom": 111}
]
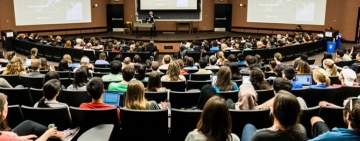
[
  {"left": 350, "top": 52, "right": 360, "bottom": 72},
  {"left": 240, "top": 55, "right": 257, "bottom": 74},
  {"left": 147, "top": 11, "right": 160, "bottom": 37}
]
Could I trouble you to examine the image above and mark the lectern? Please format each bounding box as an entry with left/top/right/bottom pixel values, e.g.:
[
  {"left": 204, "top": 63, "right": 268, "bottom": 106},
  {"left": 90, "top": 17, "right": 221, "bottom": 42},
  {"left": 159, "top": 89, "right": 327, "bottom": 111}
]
[
  {"left": 1, "top": 30, "right": 15, "bottom": 51},
  {"left": 324, "top": 30, "right": 339, "bottom": 41}
]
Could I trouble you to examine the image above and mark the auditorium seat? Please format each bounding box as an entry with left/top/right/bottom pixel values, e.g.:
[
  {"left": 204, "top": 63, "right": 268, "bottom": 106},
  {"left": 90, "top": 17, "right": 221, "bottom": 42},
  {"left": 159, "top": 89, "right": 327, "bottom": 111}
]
[
  {"left": 0, "top": 88, "right": 33, "bottom": 106},
  {"left": 300, "top": 106, "right": 320, "bottom": 138},
  {"left": 162, "top": 81, "right": 186, "bottom": 92},
  {"left": 256, "top": 89, "right": 274, "bottom": 104},
  {"left": 72, "top": 49, "right": 83, "bottom": 62},
  {"left": 83, "top": 50, "right": 96, "bottom": 63},
  {"left": 171, "top": 109, "right": 202, "bottom": 141},
  {"left": 217, "top": 91, "right": 238, "bottom": 102},
  {"left": 170, "top": 91, "right": 200, "bottom": 109},
  {"left": 144, "top": 91, "right": 168, "bottom": 103},
  {"left": 0, "top": 75, "right": 21, "bottom": 88},
  {"left": 230, "top": 109, "right": 271, "bottom": 138},
  {"left": 318, "top": 106, "right": 347, "bottom": 130},
  {"left": 52, "top": 47, "right": 62, "bottom": 61},
  {"left": 187, "top": 80, "right": 211, "bottom": 91},
  {"left": 7, "top": 105, "right": 24, "bottom": 128},
  {"left": 306, "top": 87, "right": 342, "bottom": 107},
  {"left": 20, "top": 76, "right": 44, "bottom": 89},
  {"left": 60, "top": 90, "right": 92, "bottom": 107}
]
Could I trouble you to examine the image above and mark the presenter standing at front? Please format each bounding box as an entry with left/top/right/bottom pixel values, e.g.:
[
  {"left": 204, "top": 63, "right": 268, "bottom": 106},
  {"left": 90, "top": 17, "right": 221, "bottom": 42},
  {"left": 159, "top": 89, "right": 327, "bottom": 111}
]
[{"left": 148, "top": 11, "right": 160, "bottom": 37}]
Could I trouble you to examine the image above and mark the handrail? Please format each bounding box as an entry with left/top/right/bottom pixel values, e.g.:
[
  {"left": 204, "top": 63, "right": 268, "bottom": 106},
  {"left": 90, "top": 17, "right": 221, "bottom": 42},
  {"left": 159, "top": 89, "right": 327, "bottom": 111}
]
[
  {"left": 231, "top": 26, "right": 324, "bottom": 35},
  {"left": 15, "top": 26, "right": 108, "bottom": 36}
]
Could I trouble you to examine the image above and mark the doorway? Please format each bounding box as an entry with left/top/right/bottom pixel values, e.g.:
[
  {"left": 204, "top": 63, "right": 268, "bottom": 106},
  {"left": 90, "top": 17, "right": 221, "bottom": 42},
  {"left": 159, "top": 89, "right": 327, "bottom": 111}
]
[
  {"left": 356, "top": 7, "right": 360, "bottom": 43},
  {"left": 214, "top": 4, "right": 232, "bottom": 32}
]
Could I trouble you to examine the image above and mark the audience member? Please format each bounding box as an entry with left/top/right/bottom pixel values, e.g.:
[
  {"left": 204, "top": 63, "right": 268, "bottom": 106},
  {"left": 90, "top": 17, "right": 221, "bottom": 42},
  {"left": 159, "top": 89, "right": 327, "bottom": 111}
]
[
  {"left": 102, "top": 60, "right": 123, "bottom": 81},
  {"left": 283, "top": 67, "right": 302, "bottom": 88},
  {"left": 228, "top": 83, "right": 258, "bottom": 110},
  {"left": 94, "top": 53, "right": 109, "bottom": 65},
  {"left": 236, "top": 53, "right": 245, "bottom": 65},
  {"left": 108, "top": 65, "right": 135, "bottom": 92},
  {"left": 323, "top": 59, "right": 339, "bottom": 76},
  {"left": 274, "top": 52, "right": 283, "bottom": 64},
  {"left": 311, "top": 68, "right": 331, "bottom": 88},
  {"left": 195, "top": 57, "right": 212, "bottom": 74},
  {"left": 23, "top": 59, "right": 44, "bottom": 77},
  {"left": 182, "top": 43, "right": 193, "bottom": 56},
  {"left": 255, "top": 54, "right": 263, "bottom": 67},
  {"left": 136, "top": 64, "right": 148, "bottom": 81},
  {"left": 62, "top": 54, "right": 73, "bottom": 65},
  {"left": 335, "top": 50, "right": 351, "bottom": 62},
  {"left": 186, "top": 96, "right": 240, "bottom": 141},
  {"left": 29, "top": 48, "right": 39, "bottom": 59},
  {"left": 227, "top": 54, "right": 237, "bottom": 62},
  {"left": 146, "top": 71, "right": 166, "bottom": 92},
  {"left": 133, "top": 55, "right": 141, "bottom": 65},
  {"left": 250, "top": 68, "right": 271, "bottom": 90},
  {"left": 268, "top": 60, "right": 277, "bottom": 72},
  {"left": 229, "top": 62, "right": 241, "bottom": 80},
  {"left": 213, "top": 66, "right": 239, "bottom": 92},
  {"left": 74, "top": 38, "right": 84, "bottom": 49},
  {"left": 338, "top": 69, "right": 358, "bottom": 86},
  {"left": 161, "top": 62, "right": 186, "bottom": 81},
  {"left": 40, "top": 58, "right": 51, "bottom": 70},
  {"left": 122, "top": 57, "right": 132, "bottom": 69},
  {"left": 5, "top": 51, "right": 15, "bottom": 62},
  {"left": 216, "top": 51, "right": 227, "bottom": 65},
  {"left": 159, "top": 55, "right": 172, "bottom": 70},
  {"left": 73, "top": 56, "right": 94, "bottom": 72},
  {"left": 184, "top": 57, "right": 198, "bottom": 70},
  {"left": 67, "top": 67, "right": 88, "bottom": 91},
  {"left": 240, "top": 55, "right": 257, "bottom": 74},
  {"left": 58, "top": 59, "right": 70, "bottom": 71},
  {"left": 2, "top": 57, "right": 26, "bottom": 75},
  {"left": 34, "top": 79, "right": 68, "bottom": 108},
  {"left": 350, "top": 52, "right": 360, "bottom": 71},
  {"left": 205, "top": 55, "right": 220, "bottom": 69},
  {"left": 296, "top": 60, "right": 311, "bottom": 74},
  {"left": 176, "top": 59, "right": 189, "bottom": 74}
]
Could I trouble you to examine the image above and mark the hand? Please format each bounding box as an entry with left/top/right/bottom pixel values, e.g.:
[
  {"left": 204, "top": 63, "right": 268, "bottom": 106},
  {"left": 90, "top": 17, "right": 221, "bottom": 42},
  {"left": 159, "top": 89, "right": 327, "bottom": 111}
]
[
  {"left": 160, "top": 101, "right": 168, "bottom": 108},
  {"left": 19, "top": 134, "right": 37, "bottom": 141},
  {"left": 319, "top": 101, "right": 328, "bottom": 107},
  {"left": 45, "top": 127, "right": 58, "bottom": 137}
]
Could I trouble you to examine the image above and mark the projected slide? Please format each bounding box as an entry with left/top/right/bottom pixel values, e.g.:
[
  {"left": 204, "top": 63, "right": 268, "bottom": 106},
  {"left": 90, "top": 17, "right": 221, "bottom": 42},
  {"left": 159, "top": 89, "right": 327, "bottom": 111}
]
[
  {"left": 14, "top": 0, "right": 91, "bottom": 26},
  {"left": 247, "top": 0, "right": 327, "bottom": 25},
  {"left": 140, "top": 0, "right": 198, "bottom": 10}
]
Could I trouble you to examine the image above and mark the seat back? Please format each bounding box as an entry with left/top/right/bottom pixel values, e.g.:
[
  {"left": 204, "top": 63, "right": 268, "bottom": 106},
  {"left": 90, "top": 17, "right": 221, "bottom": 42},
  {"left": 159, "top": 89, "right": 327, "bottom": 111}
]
[
  {"left": 120, "top": 108, "right": 168, "bottom": 140},
  {"left": 300, "top": 106, "right": 320, "bottom": 138},
  {"left": 94, "top": 64, "right": 108, "bottom": 68},
  {"left": 107, "top": 52, "right": 121, "bottom": 62},
  {"left": 72, "top": 49, "right": 83, "bottom": 62},
  {"left": 329, "top": 76, "right": 341, "bottom": 85},
  {"left": 190, "top": 74, "right": 211, "bottom": 81},
  {"left": 0, "top": 88, "right": 33, "bottom": 106},
  {"left": 136, "top": 52, "right": 151, "bottom": 63},
  {"left": 43, "top": 45, "right": 54, "bottom": 60},
  {"left": 60, "top": 90, "right": 92, "bottom": 107},
  {"left": 83, "top": 50, "right": 96, "bottom": 63},
  {"left": 29, "top": 88, "right": 44, "bottom": 104},
  {"left": 7, "top": 105, "right": 24, "bottom": 128},
  {"left": 291, "top": 88, "right": 309, "bottom": 100},
  {"left": 256, "top": 89, "right": 274, "bottom": 104},
  {"left": 217, "top": 91, "right": 238, "bottom": 102},
  {"left": 94, "top": 68, "right": 111, "bottom": 73},
  {"left": 187, "top": 80, "right": 211, "bottom": 91},
  {"left": 230, "top": 109, "right": 271, "bottom": 138},
  {"left": 171, "top": 109, "right": 202, "bottom": 141},
  {"left": 51, "top": 47, "right": 62, "bottom": 61},
  {"left": 56, "top": 71, "right": 70, "bottom": 78},
  {"left": 145, "top": 91, "right": 168, "bottom": 103},
  {"left": 70, "top": 107, "right": 119, "bottom": 132},
  {"left": 162, "top": 81, "right": 186, "bottom": 92},
  {"left": 336, "top": 86, "right": 360, "bottom": 106},
  {"left": 170, "top": 91, "right": 200, "bottom": 109},
  {"left": 0, "top": 75, "right": 21, "bottom": 87},
  {"left": 307, "top": 87, "right": 342, "bottom": 107},
  {"left": 319, "top": 106, "right": 347, "bottom": 129},
  {"left": 21, "top": 105, "right": 72, "bottom": 130},
  {"left": 20, "top": 76, "right": 44, "bottom": 89}
]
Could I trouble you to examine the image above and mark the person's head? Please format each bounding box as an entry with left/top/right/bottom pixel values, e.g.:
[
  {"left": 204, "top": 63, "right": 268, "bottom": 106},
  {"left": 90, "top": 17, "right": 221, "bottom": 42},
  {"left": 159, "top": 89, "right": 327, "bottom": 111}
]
[
  {"left": 37, "top": 79, "right": 62, "bottom": 108},
  {"left": 0, "top": 93, "right": 9, "bottom": 131},
  {"left": 125, "top": 80, "right": 147, "bottom": 110},
  {"left": 136, "top": 64, "right": 146, "bottom": 81},
  {"left": 198, "top": 57, "right": 208, "bottom": 69},
  {"left": 99, "top": 52, "right": 106, "bottom": 60},
  {"left": 80, "top": 56, "right": 90, "bottom": 66},
  {"left": 274, "top": 52, "right": 282, "bottom": 62},
  {"left": 109, "top": 60, "right": 122, "bottom": 74},
  {"left": 342, "top": 98, "right": 360, "bottom": 131},
  {"left": 146, "top": 71, "right": 162, "bottom": 92},
  {"left": 237, "top": 53, "right": 244, "bottom": 62},
  {"left": 336, "top": 50, "right": 345, "bottom": 58},
  {"left": 64, "top": 40, "right": 72, "bottom": 48},
  {"left": 217, "top": 51, "right": 225, "bottom": 61},
  {"left": 209, "top": 55, "right": 217, "bottom": 65},
  {"left": 31, "top": 59, "right": 41, "bottom": 71},
  {"left": 322, "top": 52, "right": 333, "bottom": 61},
  {"left": 186, "top": 57, "right": 194, "bottom": 66},
  {"left": 323, "top": 59, "right": 338, "bottom": 76},
  {"left": 85, "top": 77, "right": 105, "bottom": 100},
  {"left": 282, "top": 67, "right": 296, "bottom": 80},
  {"left": 176, "top": 59, "right": 185, "bottom": 69},
  {"left": 30, "top": 48, "right": 38, "bottom": 59},
  {"left": 73, "top": 67, "right": 88, "bottom": 89},
  {"left": 296, "top": 60, "right": 311, "bottom": 74},
  {"left": 215, "top": 66, "right": 233, "bottom": 91},
  {"left": 6, "top": 51, "right": 15, "bottom": 61},
  {"left": 113, "top": 44, "right": 120, "bottom": 51},
  {"left": 114, "top": 54, "right": 123, "bottom": 61},
  {"left": 43, "top": 71, "right": 60, "bottom": 85},
  {"left": 269, "top": 60, "right": 277, "bottom": 71},
  {"left": 272, "top": 90, "right": 301, "bottom": 130},
  {"left": 149, "top": 11, "right": 153, "bottom": 15},
  {"left": 339, "top": 69, "right": 357, "bottom": 86},
  {"left": 229, "top": 62, "right": 241, "bottom": 79},
  {"left": 227, "top": 54, "right": 236, "bottom": 62},
  {"left": 40, "top": 58, "right": 49, "bottom": 70},
  {"left": 245, "top": 55, "right": 257, "bottom": 66},
  {"left": 274, "top": 65, "right": 285, "bottom": 77},
  {"left": 166, "top": 62, "right": 181, "bottom": 81},
  {"left": 273, "top": 78, "right": 292, "bottom": 94},
  {"left": 250, "top": 68, "right": 271, "bottom": 90},
  {"left": 162, "top": 55, "right": 172, "bottom": 65},
  {"left": 312, "top": 68, "right": 330, "bottom": 86},
  {"left": 122, "top": 65, "right": 135, "bottom": 82},
  {"left": 133, "top": 55, "right": 141, "bottom": 63},
  {"left": 300, "top": 54, "right": 308, "bottom": 61},
  {"left": 58, "top": 59, "right": 69, "bottom": 71},
  {"left": 63, "top": 54, "right": 72, "bottom": 64},
  {"left": 151, "top": 61, "right": 159, "bottom": 71},
  {"left": 255, "top": 54, "right": 262, "bottom": 64},
  {"left": 123, "top": 57, "right": 131, "bottom": 65},
  {"left": 197, "top": 95, "right": 233, "bottom": 141}
]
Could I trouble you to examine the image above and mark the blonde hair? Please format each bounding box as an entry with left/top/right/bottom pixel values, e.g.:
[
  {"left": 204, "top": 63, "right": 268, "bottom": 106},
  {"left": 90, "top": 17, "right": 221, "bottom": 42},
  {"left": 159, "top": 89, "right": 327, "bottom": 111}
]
[
  {"left": 2, "top": 57, "right": 26, "bottom": 75},
  {"left": 274, "top": 52, "right": 282, "bottom": 61},
  {"left": 166, "top": 62, "right": 181, "bottom": 81},
  {"left": 323, "top": 59, "right": 338, "bottom": 76},
  {"left": 125, "top": 80, "right": 148, "bottom": 110},
  {"left": 221, "top": 44, "right": 227, "bottom": 51},
  {"left": 62, "top": 54, "right": 72, "bottom": 64},
  {"left": 129, "top": 45, "right": 135, "bottom": 52},
  {"left": 313, "top": 68, "right": 331, "bottom": 86},
  {"left": 30, "top": 48, "right": 38, "bottom": 59},
  {"left": 162, "top": 55, "right": 172, "bottom": 64},
  {"left": 64, "top": 40, "right": 72, "bottom": 48},
  {"left": 217, "top": 51, "right": 226, "bottom": 65}
]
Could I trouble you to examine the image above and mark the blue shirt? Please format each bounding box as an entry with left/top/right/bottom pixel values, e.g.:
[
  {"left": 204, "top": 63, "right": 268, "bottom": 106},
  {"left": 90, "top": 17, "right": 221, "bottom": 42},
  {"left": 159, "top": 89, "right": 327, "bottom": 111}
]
[
  {"left": 183, "top": 66, "right": 198, "bottom": 70},
  {"left": 291, "top": 81, "right": 303, "bottom": 89},
  {"left": 95, "top": 60, "right": 109, "bottom": 65},
  {"left": 309, "top": 84, "right": 330, "bottom": 88},
  {"left": 213, "top": 82, "right": 239, "bottom": 92},
  {"left": 210, "top": 46, "right": 219, "bottom": 52},
  {"left": 69, "top": 63, "right": 80, "bottom": 70},
  {"left": 309, "top": 128, "right": 360, "bottom": 141},
  {"left": 236, "top": 61, "right": 245, "bottom": 65}
]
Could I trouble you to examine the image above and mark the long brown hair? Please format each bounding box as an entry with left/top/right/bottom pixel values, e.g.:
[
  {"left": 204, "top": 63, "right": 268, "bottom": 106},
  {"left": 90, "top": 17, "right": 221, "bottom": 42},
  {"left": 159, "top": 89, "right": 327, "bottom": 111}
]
[
  {"left": 273, "top": 90, "right": 301, "bottom": 131},
  {"left": 125, "top": 80, "right": 147, "bottom": 110},
  {"left": 40, "top": 58, "right": 50, "bottom": 70},
  {"left": 0, "top": 93, "right": 10, "bottom": 131},
  {"left": 166, "top": 62, "right": 181, "bottom": 81},
  {"left": 250, "top": 68, "right": 271, "bottom": 90},
  {"left": 296, "top": 60, "right": 311, "bottom": 74},
  {"left": 215, "top": 66, "right": 234, "bottom": 91},
  {"left": 146, "top": 71, "right": 162, "bottom": 92},
  {"left": 197, "top": 96, "right": 233, "bottom": 141}
]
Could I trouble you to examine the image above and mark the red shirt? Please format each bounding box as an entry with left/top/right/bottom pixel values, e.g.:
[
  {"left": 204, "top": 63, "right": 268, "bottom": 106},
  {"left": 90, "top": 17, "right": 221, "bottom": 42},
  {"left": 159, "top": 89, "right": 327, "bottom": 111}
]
[
  {"left": 80, "top": 102, "right": 120, "bottom": 121},
  {"left": 180, "top": 69, "right": 188, "bottom": 74}
]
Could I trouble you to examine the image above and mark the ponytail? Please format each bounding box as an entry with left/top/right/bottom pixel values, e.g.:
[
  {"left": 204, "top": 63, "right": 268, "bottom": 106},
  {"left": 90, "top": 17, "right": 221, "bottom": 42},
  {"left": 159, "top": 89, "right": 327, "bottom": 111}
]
[
  {"left": 330, "top": 64, "right": 338, "bottom": 76},
  {"left": 325, "top": 76, "right": 330, "bottom": 86},
  {"left": 36, "top": 97, "right": 50, "bottom": 108}
]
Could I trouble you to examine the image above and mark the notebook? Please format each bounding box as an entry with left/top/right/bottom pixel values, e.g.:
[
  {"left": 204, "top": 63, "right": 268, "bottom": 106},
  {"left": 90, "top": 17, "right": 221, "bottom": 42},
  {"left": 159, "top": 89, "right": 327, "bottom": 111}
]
[
  {"left": 103, "top": 91, "right": 124, "bottom": 107},
  {"left": 242, "top": 76, "right": 251, "bottom": 84},
  {"left": 295, "top": 74, "right": 312, "bottom": 86}
]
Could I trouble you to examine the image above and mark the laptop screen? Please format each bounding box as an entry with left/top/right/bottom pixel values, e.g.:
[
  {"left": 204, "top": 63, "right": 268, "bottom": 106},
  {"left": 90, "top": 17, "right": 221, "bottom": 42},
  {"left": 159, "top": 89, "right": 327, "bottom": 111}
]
[
  {"left": 211, "top": 74, "right": 217, "bottom": 85},
  {"left": 103, "top": 91, "right": 124, "bottom": 107},
  {"left": 295, "top": 74, "right": 312, "bottom": 86},
  {"left": 242, "top": 76, "right": 251, "bottom": 84}
]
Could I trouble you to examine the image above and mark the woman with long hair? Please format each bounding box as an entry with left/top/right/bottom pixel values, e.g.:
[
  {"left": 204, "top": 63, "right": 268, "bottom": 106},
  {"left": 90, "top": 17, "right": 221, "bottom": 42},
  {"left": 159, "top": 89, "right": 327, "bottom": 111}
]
[
  {"left": 29, "top": 48, "right": 38, "bottom": 59},
  {"left": 213, "top": 66, "right": 239, "bottom": 92},
  {"left": 2, "top": 57, "right": 26, "bottom": 75},
  {"left": 35, "top": 79, "right": 68, "bottom": 108},
  {"left": 320, "top": 52, "right": 333, "bottom": 68},
  {"left": 216, "top": 51, "right": 227, "bottom": 65},
  {"left": 67, "top": 68, "right": 88, "bottom": 90},
  {"left": 296, "top": 60, "right": 311, "bottom": 74},
  {"left": 176, "top": 59, "right": 188, "bottom": 74},
  {"left": 136, "top": 64, "right": 148, "bottom": 81},
  {"left": 274, "top": 52, "right": 282, "bottom": 64},
  {"left": 311, "top": 68, "right": 331, "bottom": 88},
  {"left": 40, "top": 58, "right": 51, "bottom": 70},
  {"left": 62, "top": 54, "right": 72, "bottom": 64},
  {"left": 160, "top": 62, "right": 186, "bottom": 81},
  {"left": 0, "top": 93, "right": 79, "bottom": 140},
  {"left": 186, "top": 96, "right": 240, "bottom": 141},
  {"left": 125, "top": 80, "right": 166, "bottom": 110},
  {"left": 64, "top": 40, "right": 72, "bottom": 48},
  {"left": 146, "top": 71, "right": 166, "bottom": 92},
  {"left": 268, "top": 60, "right": 277, "bottom": 72},
  {"left": 193, "top": 84, "right": 217, "bottom": 110},
  {"left": 323, "top": 59, "right": 339, "bottom": 76},
  {"left": 229, "top": 62, "right": 242, "bottom": 80},
  {"left": 241, "top": 91, "right": 306, "bottom": 141},
  {"left": 58, "top": 59, "right": 70, "bottom": 71},
  {"left": 250, "top": 68, "right": 271, "bottom": 90},
  {"left": 6, "top": 51, "right": 15, "bottom": 62}
]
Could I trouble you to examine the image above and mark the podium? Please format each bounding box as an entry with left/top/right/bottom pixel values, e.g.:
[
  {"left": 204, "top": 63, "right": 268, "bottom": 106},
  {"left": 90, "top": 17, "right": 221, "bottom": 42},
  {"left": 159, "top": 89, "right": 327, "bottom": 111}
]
[
  {"left": 1, "top": 30, "right": 15, "bottom": 51},
  {"left": 324, "top": 30, "right": 339, "bottom": 42}
]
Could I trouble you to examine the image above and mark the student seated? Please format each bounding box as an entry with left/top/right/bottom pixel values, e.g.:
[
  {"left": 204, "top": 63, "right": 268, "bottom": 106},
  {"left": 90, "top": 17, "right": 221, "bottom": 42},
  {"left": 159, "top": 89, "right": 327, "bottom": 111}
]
[
  {"left": 94, "top": 52, "right": 109, "bottom": 65},
  {"left": 236, "top": 53, "right": 245, "bottom": 65},
  {"left": 240, "top": 55, "right": 257, "bottom": 74},
  {"left": 323, "top": 59, "right": 339, "bottom": 76},
  {"left": 311, "top": 68, "right": 331, "bottom": 88},
  {"left": 102, "top": 60, "right": 123, "bottom": 81},
  {"left": 108, "top": 65, "right": 135, "bottom": 92},
  {"left": 145, "top": 71, "right": 166, "bottom": 92},
  {"left": 136, "top": 64, "right": 148, "bottom": 82},
  {"left": 176, "top": 59, "right": 188, "bottom": 74},
  {"left": 159, "top": 55, "right": 172, "bottom": 70},
  {"left": 250, "top": 68, "right": 271, "bottom": 90},
  {"left": 185, "top": 96, "right": 240, "bottom": 141},
  {"left": 195, "top": 57, "right": 212, "bottom": 74},
  {"left": 183, "top": 57, "right": 198, "bottom": 70},
  {"left": 22, "top": 59, "right": 45, "bottom": 77},
  {"left": 337, "top": 68, "right": 358, "bottom": 86},
  {"left": 34, "top": 79, "right": 68, "bottom": 108},
  {"left": 213, "top": 66, "right": 239, "bottom": 92},
  {"left": 67, "top": 67, "right": 88, "bottom": 91},
  {"left": 160, "top": 62, "right": 186, "bottom": 81},
  {"left": 80, "top": 77, "right": 120, "bottom": 121},
  {"left": 283, "top": 67, "right": 303, "bottom": 88},
  {"left": 229, "top": 62, "right": 242, "bottom": 80}
]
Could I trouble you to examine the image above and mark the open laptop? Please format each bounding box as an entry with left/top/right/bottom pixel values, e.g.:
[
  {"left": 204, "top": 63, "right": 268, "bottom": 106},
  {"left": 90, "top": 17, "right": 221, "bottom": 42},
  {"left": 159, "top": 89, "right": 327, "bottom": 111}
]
[
  {"left": 211, "top": 74, "right": 217, "bottom": 85},
  {"left": 242, "top": 76, "right": 251, "bottom": 84},
  {"left": 103, "top": 91, "right": 124, "bottom": 107},
  {"left": 295, "top": 74, "right": 312, "bottom": 86}
]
